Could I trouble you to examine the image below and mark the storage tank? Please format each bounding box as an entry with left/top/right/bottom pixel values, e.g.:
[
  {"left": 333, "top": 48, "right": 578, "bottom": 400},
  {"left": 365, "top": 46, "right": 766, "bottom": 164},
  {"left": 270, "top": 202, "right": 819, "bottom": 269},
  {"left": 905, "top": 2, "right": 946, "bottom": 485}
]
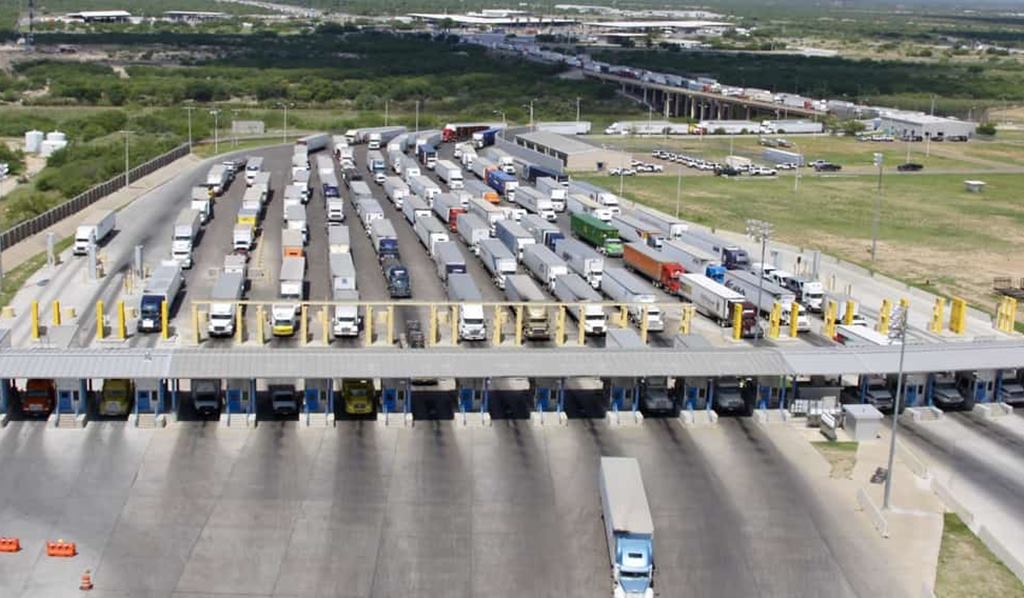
[
  {"left": 46, "top": 130, "right": 67, "bottom": 142},
  {"left": 24, "top": 130, "right": 44, "bottom": 154}
]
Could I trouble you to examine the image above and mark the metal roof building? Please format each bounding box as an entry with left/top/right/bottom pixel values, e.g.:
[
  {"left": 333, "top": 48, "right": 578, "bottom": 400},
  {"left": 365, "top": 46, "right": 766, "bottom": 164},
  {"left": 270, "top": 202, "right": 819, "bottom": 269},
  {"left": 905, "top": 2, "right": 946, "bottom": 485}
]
[
  {"left": 875, "top": 109, "right": 977, "bottom": 140},
  {"left": 515, "top": 131, "right": 630, "bottom": 172}
]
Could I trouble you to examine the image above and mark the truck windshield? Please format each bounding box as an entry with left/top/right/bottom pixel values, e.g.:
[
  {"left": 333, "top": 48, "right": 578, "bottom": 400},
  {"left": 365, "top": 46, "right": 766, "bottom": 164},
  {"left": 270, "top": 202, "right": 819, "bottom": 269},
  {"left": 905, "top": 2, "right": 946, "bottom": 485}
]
[
  {"left": 464, "top": 317, "right": 484, "bottom": 326},
  {"left": 140, "top": 296, "right": 161, "bottom": 317}
]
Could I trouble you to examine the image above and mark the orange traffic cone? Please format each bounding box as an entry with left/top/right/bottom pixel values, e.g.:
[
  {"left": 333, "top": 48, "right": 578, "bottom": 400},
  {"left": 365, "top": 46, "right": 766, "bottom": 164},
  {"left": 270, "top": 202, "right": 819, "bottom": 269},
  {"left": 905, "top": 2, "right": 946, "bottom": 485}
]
[{"left": 79, "top": 569, "right": 93, "bottom": 591}]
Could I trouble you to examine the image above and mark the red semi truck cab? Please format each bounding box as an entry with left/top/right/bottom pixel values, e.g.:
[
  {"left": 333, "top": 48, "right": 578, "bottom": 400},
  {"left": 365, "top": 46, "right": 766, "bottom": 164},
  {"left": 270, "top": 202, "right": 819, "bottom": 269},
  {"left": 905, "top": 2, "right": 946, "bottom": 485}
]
[
  {"left": 21, "top": 379, "right": 56, "bottom": 415},
  {"left": 623, "top": 242, "right": 685, "bottom": 295}
]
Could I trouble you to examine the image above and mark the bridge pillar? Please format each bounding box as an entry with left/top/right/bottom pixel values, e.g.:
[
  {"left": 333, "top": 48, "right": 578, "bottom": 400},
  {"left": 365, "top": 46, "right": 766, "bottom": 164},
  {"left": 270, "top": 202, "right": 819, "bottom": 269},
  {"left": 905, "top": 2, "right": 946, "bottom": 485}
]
[
  {"left": 690, "top": 97, "right": 696, "bottom": 120},
  {"left": 746, "top": 106, "right": 751, "bottom": 120}
]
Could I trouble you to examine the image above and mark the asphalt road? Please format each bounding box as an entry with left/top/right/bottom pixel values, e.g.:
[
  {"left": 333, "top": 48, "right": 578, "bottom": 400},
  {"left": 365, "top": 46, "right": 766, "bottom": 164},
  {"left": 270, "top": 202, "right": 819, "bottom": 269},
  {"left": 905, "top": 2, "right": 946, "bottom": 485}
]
[{"left": 0, "top": 419, "right": 904, "bottom": 597}]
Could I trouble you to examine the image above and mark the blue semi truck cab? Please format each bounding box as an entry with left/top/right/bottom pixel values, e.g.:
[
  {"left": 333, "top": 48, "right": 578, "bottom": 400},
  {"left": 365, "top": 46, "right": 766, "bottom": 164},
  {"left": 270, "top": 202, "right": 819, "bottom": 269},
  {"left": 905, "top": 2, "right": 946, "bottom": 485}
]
[{"left": 600, "top": 457, "right": 655, "bottom": 598}]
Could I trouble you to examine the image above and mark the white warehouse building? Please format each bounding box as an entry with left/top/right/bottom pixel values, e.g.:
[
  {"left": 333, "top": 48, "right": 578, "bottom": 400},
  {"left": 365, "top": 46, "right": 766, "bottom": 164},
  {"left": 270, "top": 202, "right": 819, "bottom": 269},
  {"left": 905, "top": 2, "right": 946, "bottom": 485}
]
[
  {"left": 875, "top": 109, "right": 977, "bottom": 140},
  {"left": 515, "top": 131, "right": 630, "bottom": 172}
]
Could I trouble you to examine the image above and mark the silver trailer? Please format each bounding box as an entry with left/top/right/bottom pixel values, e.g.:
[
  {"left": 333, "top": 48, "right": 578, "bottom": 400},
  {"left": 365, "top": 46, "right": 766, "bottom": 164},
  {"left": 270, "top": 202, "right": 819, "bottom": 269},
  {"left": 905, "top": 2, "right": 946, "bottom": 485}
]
[
  {"left": 504, "top": 274, "right": 550, "bottom": 340},
  {"left": 402, "top": 194, "right": 432, "bottom": 225},
  {"left": 552, "top": 273, "right": 607, "bottom": 336},
  {"left": 414, "top": 215, "right": 450, "bottom": 256},
  {"left": 329, "top": 252, "right": 357, "bottom": 292},
  {"left": 479, "top": 239, "right": 516, "bottom": 290},
  {"left": 356, "top": 198, "right": 385, "bottom": 232},
  {"left": 601, "top": 267, "right": 664, "bottom": 332},
  {"left": 328, "top": 224, "right": 350, "bottom": 254},
  {"left": 456, "top": 213, "right": 489, "bottom": 255},
  {"left": 522, "top": 244, "right": 569, "bottom": 292},
  {"left": 384, "top": 176, "right": 410, "bottom": 208},
  {"left": 554, "top": 238, "right": 604, "bottom": 289},
  {"left": 632, "top": 205, "right": 688, "bottom": 240},
  {"left": 433, "top": 241, "right": 467, "bottom": 283}
]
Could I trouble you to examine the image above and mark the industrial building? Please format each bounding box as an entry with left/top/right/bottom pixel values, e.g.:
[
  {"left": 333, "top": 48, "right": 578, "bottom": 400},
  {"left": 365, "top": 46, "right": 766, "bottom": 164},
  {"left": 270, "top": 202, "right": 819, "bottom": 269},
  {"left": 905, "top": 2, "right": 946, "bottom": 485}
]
[
  {"left": 514, "top": 130, "right": 630, "bottom": 172},
  {"left": 875, "top": 109, "right": 977, "bottom": 140},
  {"left": 164, "top": 11, "right": 229, "bottom": 23},
  {"left": 64, "top": 10, "right": 133, "bottom": 23}
]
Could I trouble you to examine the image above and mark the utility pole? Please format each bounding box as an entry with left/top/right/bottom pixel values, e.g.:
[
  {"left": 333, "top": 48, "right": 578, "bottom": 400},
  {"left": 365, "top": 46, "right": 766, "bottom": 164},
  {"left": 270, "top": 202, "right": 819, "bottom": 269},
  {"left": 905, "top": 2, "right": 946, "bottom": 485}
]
[
  {"left": 120, "top": 130, "right": 132, "bottom": 186},
  {"left": 883, "top": 306, "right": 909, "bottom": 510},
  {"left": 184, "top": 104, "right": 195, "bottom": 152},
  {"left": 209, "top": 110, "right": 220, "bottom": 155},
  {"left": 871, "top": 152, "right": 883, "bottom": 262},
  {"left": 283, "top": 104, "right": 289, "bottom": 143},
  {"left": 415, "top": 100, "right": 420, "bottom": 133},
  {"left": 746, "top": 219, "right": 774, "bottom": 340},
  {"left": 674, "top": 162, "right": 683, "bottom": 218},
  {"left": 384, "top": 99, "right": 389, "bottom": 127},
  {"left": 232, "top": 109, "right": 239, "bottom": 147},
  {"left": 575, "top": 96, "right": 581, "bottom": 123}
]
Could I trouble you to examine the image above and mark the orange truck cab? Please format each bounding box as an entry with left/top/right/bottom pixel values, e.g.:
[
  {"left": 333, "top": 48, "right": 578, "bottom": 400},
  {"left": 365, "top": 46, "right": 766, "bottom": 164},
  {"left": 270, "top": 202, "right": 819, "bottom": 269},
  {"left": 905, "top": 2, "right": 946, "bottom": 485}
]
[{"left": 22, "top": 379, "right": 55, "bottom": 415}]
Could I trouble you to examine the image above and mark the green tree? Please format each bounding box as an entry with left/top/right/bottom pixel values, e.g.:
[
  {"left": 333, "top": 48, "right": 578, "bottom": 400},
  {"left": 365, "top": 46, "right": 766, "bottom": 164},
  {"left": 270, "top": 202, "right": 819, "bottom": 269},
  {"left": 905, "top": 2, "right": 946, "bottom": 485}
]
[{"left": 977, "top": 122, "right": 997, "bottom": 136}]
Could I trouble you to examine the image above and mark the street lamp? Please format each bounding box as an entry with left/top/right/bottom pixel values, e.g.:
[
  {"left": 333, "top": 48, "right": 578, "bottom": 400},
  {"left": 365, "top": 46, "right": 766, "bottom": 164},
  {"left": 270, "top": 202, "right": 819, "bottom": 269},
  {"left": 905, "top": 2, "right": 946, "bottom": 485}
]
[
  {"left": 494, "top": 109, "right": 506, "bottom": 125},
  {"left": 523, "top": 99, "right": 536, "bottom": 131},
  {"left": 277, "top": 103, "right": 292, "bottom": 143},
  {"left": 883, "top": 305, "right": 909, "bottom": 510},
  {"left": 209, "top": 109, "right": 220, "bottom": 155},
  {"left": 674, "top": 162, "right": 683, "bottom": 219},
  {"left": 871, "top": 152, "right": 883, "bottom": 262},
  {"left": 232, "top": 109, "right": 240, "bottom": 147},
  {"left": 384, "top": 99, "right": 389, "bottom": 127},
  {"left": 415, "top": 100, "right": 420, "bottom": 133},
  {"left": 119, "top": 130, "right": 133, "bottom": 186},
  {"left": 746, "top": 219, "right": 774, "bottom": 340},
  {"left": 184, "top": 103, "right": 196, "bottom": 152},
  {"left": 575, "top": 96, "right": 581, "bottom": 123}
]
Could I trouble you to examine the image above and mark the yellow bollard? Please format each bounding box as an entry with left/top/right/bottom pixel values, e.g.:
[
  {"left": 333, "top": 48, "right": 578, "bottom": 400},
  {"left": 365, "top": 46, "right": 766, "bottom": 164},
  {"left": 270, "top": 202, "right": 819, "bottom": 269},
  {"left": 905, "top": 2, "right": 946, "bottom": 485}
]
[
  {"left": 619, "top": 305, "right": 628, "bottom": 328},
  {"left": 117, "top": 300, "right": 126, "bottom": 340},
  {"left": 451, "top": 305, "right": 459, "bottom": 346},
  {"left": 789, "top": 302, "right": 801, "bottom": 338},
  {"left": 877, "top": 299, "right": 892, "bottom": 335},
  {"left": 824, "top": 299, "right": 838, "bottom": 339},
  {"left": 387, "top": 305, "right": 394, "bottom": 345},
  {"left": 679, "top": 305, "right": 694, "bottom": 335},
  {"left": 364, "top": 305, "right": 374, "bottom": 347},
  {"left": 842, "top": 299, "right": 855, "bottom": 325},
  {"left": 191, "top": 304, "right": 200, "bottom": 345},
  {"left": 1005, "top": 298, "right": 1018, "bottom": 333},
  {"left": 577, "top": 304, "right": 586, "bottom": 345},
  {"left": 96, "top": 300, "right": 105, "bottom": 340},
  {"left": 428, "top": 305, "right": 437, "bottom": 347},
  {"left": 930, "top": 297, "right": 945, "bottom": 334},
  {"left": 161, "top": 300, "right": 169, "bottom": 340},
  {"left": 492, "top": 307, "right": 502, "bottom": 347},
  {"left": 768, "top": 302, "right": 781, "bottom": 339},
  {"left": 51, "top": 300, "right": 61, "bottom": 326},
  {"left": 515, "top": 305, "right": 523, "bottom": 346},
  {"left": 321, "top": 305, "right": 329, "bottom": 344},
  {"left": 256, "top": 306, "right": 265, "bottom": 344},
  {"left": 31, "top": 300, "right": 40, "bottom": 340},
  {"left": 300, "top": 304, "right": 308, "bottom": 345},
  {"left": 236, "top": 304, "right": 244, "bottom": 344},
  {"left": 640, "top": 306, "right": 649, "bottom": 345},
  {"left": 556, "top": 305, "right": 566, "bottom": 346},
  {"left": 949, "top": 297, "right": 967, "bottom": 334},
  {"left": 732, "top": 302, "right": 743, "bottom": 341}
]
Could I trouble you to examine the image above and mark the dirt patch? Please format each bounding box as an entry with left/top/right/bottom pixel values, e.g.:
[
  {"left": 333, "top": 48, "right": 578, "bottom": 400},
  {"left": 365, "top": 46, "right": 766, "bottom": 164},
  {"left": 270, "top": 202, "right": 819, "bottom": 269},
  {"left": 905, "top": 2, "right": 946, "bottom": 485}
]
[{"left": 811, "top": 441, "right": 858, "bottom": 479}]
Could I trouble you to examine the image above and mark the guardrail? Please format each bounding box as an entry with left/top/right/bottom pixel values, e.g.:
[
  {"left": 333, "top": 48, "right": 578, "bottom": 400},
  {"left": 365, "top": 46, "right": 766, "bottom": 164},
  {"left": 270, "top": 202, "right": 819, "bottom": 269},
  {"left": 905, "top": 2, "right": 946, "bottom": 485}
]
[{"left": 0, "top": 143, "right": 190, "bottom": 250}]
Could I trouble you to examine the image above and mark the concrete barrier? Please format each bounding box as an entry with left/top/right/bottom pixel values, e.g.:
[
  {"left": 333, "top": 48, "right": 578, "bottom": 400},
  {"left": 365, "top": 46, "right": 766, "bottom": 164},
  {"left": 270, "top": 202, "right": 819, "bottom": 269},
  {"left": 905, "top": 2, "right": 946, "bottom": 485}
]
[
  {"left": 133, "top": 413, "right": 166, "bottom": 429},
  {"left": 931, "top": 478, "right": 975, "bottom": 529},
  {"left": 680, "top": 409, "right": 718, "bottom": 427},
  {"left": 605, "top": 409, "right": 643, "bottom": 427},
  {"left": 896, "top": 440, "right": 930, "bottom": 480},
  {"left": 753, "top": 408, "right": 791, "bottom": 425},
  {"left": 303, "top": 412, "right": 333, "bottom": 427},
  {"left": 530, "top": 410, "right": 567, "bottom": 427},
  {"left": 902, "top": 406, "right": 943, "bottom": 423},
  {"left": 453, "top": 411, "right": 491, "bottom": 428},
  {"left": 856, "top": 487, "right": 890, "bottom": 538},
  {"left": 978, "top": 526, "right": 1024, "bottom": 584},
  {"left": 376, "top": 410, "right": 415, "bottom": 427},
  {"left": 973, "top": 403, "right": 1013, "bottom": 419}
]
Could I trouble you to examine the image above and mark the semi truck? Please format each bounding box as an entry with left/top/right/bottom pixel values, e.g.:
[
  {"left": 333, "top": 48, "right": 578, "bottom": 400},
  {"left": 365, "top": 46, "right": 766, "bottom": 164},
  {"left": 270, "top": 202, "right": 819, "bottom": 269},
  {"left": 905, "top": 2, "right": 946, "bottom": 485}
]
[
  {"left": 536, "top": 177, "right": 567, "bottom": 213},
  {"left": 524, "top": 164, "right": 568, "bottom": 185},
  {"left": 369, "top": 219, "right": 399, "bottom": 261},
  {"left": 611, "top": 213, "right": 664, "bottom": 249},
  {"left": 468, "top": 197, "right": 506, "bottom": 233},
  {"left": 244, "top": 156, "right": 264, "bottom": 186},
  {"left": 205, "top": 163, "right": 231, "bottom": 196},
  {"left": 349, "top": 180, "right": 373, "bottom": 202},
  {"left": 328, "top": 223, "right": 350, "bottom": 254},
  {"left": 381, "top": 256, "right": 412, "bottom": 298},
  {"left": 472, "top": 126, "right": 502, "bottom": 148},
  {"left": 480, "top": 239, "right": 517, "bottom": 290},
  {"left": 676, "top": 228, "right": 750, "bottom": 270},
  {"left": 409, "top": 175, "right": 442, "bottom": 203},
  {"left": 514, "top": 186, "right": 556, "bottom": 221},
  {"left": 486, "top": 169, "right": 518, "bottom": 200},
  {"left": 599, "top": 457, "right": 655, "bottom": 598},
  {"left": 552, "top": 273, "right": 607, "bottom": 336},
  {"left": 443, "top": 122, "right": 502, "bottom": 143},
  {"left": 504, "top": 274, "right": 550, "bottom": 340},
  {"left": 296, "top": 132, "right": 330, "bottom": 152},
  {"left": 356, "top": 198, "right": 384, "bottom": 233},
  {"left": 463, "top": 179, "right": 500, "bottom": 204},
  {"left": 433, "top": 241, "right": 466, "bottom": 284},
  {"left": 272, "top": 257, "right": 305, "bottom": 337},
  {"left": 660, "top": 240, "right": 726, "bottom": 283},
  {"left": 281, "top": 229, "right": 304, "bottom": 258},
  {"left": 495, "top": 219, "right": 536, "bottom": 262},
  {"left": 569, "top": 180, "right": 620, "bottom": 214},
  {"left": 332, "top": 288, "right": 361, "bottom": 338},
  {"left": 470, "top": 156, "right": 497, "bottom": 180},
  {"left": 571, "top": 212, "right": 623, "bottom": 257},
  {"left": 432, "top": 193, "right": 466, "bottom": 232},
  {"left": 417, "top": 143, "right": 438, "bottom": 170},
  {"left": 402, "top": 194, "right": 432, "bottom": 225},
  {"left": 677, "top": 273, "right": 757, "bottom": 335},
  {"left": 330, "top": 252, "right": 356, "bottom": 292},
  {"left": 724, "top": 270, "right": 810, "bottom": 332},
  {"left": 327, "top": 196, "right": 345, "bottom": 223},
  {"left": 399, "top": 155, "right": 421, "bottom": 182},
  {"left": 138, "top": 262, "right": 183, "bottom": 333},
  {"left": 366, "top": 150, "right": 387, "bottom": 183},
  {"left": 784, "top": 276, "right": 825, "bottom": 313},
  {"left": 322, "top": 172, "right": 341, "bottom": 198},
  {"left": 384, "top": 176, "right": 410, "bottom": 208},
  {"left": 567, "top": 194, "right": 612, "bottom": 223},
  {"left": 519, "top": 214, "right": 564, "bottom": 252},
  {"left": 622, "top": 242, "right": 684, "bottom": 295},
  {"left": 190, "top": 187, "right": 212, "bottom": 224},
  {"left": 171, "top": 209, "right": 202, "bottom": 269},
  {"left": 482, "top": 147, "right": 516, "bottom": 174},
  {"left": 554, "top": 238, "right": 604, "bottom": 289},
  {"left": 632, "top": 206, "right": 688, "bottom": 240},
  {"left": 207, "top": 271, "right": 245, "bottom": 337},
  {"left": 284, "top": 204, "right": 308, "bottom": 243},
  {"left": 414, "top": 215, "right": 450, "bottom": 256},
  {"left": 601, "top": 267, "right": 665, "bottom": 332},
  {"left": 523, "top": 244, "right": 569, "bottom": 292},
  {"left": 73, "top": 210, "right": 116, "bottom": 255},
  {"left": 446, "top": 273, "right": 487, "bottom": 341},
  {"left": 456, "top": 213, "right": 489, "bottom": 255},
  {"left": 436, "top": 160, "right": 464, "bottom": 189}
]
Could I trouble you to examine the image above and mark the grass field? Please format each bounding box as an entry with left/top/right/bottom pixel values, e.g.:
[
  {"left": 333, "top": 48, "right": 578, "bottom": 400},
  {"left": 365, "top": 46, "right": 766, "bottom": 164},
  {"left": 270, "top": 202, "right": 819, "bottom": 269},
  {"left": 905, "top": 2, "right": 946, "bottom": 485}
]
[
  {"left": 811, "top": 441, "right": 858, "bottom": 479},
  {"left": 935, "top": 513, "right": 1024, "bottom": 598},
  {"left": 579, "top": 169, "right": 1024, "bottom": 310}
]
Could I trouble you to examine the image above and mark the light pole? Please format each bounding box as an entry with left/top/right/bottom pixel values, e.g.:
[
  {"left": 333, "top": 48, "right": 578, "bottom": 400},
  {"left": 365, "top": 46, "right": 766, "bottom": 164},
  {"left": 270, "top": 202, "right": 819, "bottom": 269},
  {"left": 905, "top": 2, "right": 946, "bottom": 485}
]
[
  {"left": 791, "top": 140, "right": 802, "bottom": 192},
  {"left": 278, "top": 103, "right": 291, "bottom": 143},
  {"left": 494, "top": 109, "right": 506, "bottom": 125},
  {"left": 384, "top": 99, "right": 389, "bottom": 127},
  {"left": 415, "top": 100, "right": 420, "bottom": 133},
  {"left": 674, "top": 162, "right": 683, "bottom": 218},
  {"left": 871, "top": 152, "right": 883, "bottom": 262},
  {"left": 209, "top": 110, "right": 220, "bottom": 155},
  {"left": 524, "top": 99, "right": 535, "bottom": 131},
  {"left": 575, "top": 96, "right": 581, "bottom": 123},
  {"left": 184, "top": 104, "right": 196, "bottom": 152},
  {"left": 746, "top": 219, "right": 774, "bottom": 340},
  {"left": 120, "top": 130, "right": 133, "bottom": 186},
  {"left": 232, "top": 109, "right": 239, "bottom": 147},
  {"left": 883, "top": 305, "right": 909, "bottom": 510}
]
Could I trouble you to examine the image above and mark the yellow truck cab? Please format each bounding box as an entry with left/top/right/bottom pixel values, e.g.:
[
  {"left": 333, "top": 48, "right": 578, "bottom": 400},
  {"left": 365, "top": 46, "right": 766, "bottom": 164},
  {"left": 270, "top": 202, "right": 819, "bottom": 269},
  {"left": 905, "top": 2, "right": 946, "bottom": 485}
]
[
  {"left": 100, "top": 379, "right": 134, "bottom": 417},
  {"left": 342, "top": 379, "right": 375, "bottom": 415}
]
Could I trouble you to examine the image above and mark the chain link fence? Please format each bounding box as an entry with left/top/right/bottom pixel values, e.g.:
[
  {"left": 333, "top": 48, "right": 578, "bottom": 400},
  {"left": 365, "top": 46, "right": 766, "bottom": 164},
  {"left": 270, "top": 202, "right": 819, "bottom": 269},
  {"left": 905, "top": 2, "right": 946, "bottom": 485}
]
[{"left": 0, "top": 143, "right": 190, "bottom": 250}]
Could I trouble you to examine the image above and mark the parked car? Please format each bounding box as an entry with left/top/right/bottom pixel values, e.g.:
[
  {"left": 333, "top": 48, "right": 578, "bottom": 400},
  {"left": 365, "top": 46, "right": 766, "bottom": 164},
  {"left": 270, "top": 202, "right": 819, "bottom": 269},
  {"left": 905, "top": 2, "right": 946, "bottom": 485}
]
[{"left": 897, "top": 162, "right": 924, "bottom": 172}]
